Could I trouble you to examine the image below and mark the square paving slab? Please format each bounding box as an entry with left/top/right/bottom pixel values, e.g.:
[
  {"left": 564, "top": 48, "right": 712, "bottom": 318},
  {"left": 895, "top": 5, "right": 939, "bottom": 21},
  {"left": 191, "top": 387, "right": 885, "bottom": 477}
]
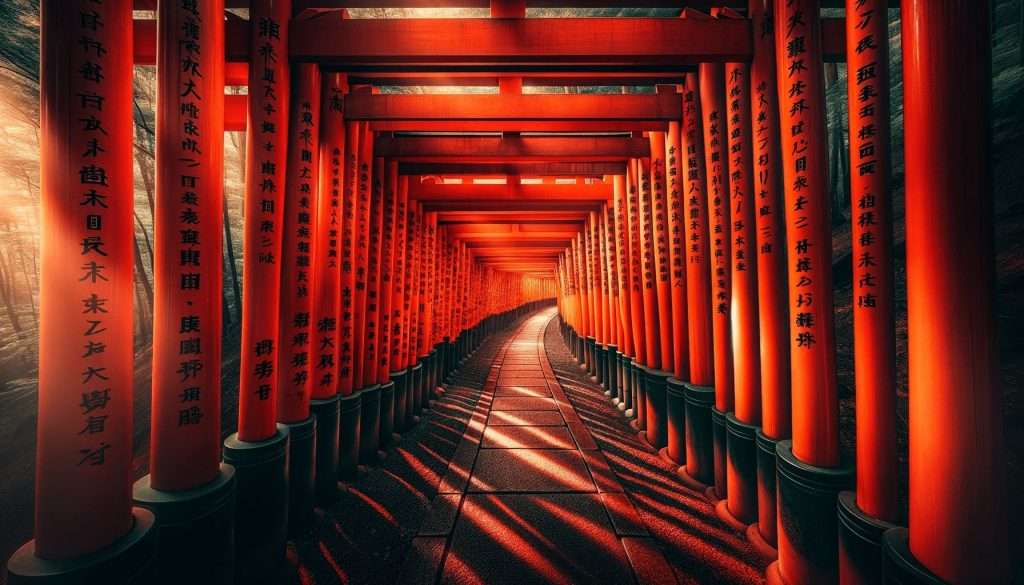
[
  {"left": 486, "top": 410, "right": 566, "bottom": 426},
  {"left": 468, "top": 449, "right": 595, "bottom": 492},
  {"left": 494, "top": 385, "right": 552, "bottom": 398},
  {"left": 481, "top": 425, "right": 576, "bottom": 449},
  {"left": 491, "top": 396, "right": 558, "bottom": 411},
  {"left": 439, "top": 494, "right": 634, "bottom": 585}
]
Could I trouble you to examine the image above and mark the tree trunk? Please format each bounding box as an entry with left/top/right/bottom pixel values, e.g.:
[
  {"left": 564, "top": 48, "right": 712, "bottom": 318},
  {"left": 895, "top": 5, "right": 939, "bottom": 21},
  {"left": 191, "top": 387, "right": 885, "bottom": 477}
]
[
  {"left": 223, "top": 193, "right": 242, "bottom": 326},
  {"left": 0, "top": 250, "right": 22, "bottom": 334}
]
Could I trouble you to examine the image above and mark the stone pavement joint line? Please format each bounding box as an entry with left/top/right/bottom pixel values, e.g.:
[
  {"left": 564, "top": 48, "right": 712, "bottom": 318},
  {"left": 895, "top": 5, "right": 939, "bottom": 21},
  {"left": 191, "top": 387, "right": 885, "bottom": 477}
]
[{"left": 399, "top": 307, "right": 675, "bottom": 585}]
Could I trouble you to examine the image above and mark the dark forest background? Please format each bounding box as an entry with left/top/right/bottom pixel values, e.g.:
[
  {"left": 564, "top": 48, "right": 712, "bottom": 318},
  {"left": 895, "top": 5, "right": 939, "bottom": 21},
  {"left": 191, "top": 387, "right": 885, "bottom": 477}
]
[{"left": 0, "top": 3, "right": 1022, "bottom": 582}]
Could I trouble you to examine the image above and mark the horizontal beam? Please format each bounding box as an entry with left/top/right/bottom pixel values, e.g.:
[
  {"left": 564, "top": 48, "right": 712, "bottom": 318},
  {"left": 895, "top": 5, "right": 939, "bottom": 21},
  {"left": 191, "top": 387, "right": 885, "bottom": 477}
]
[
  {"left": 133, "top": 17, "right": 848, "bottom": 67},
  {"left": 372, "top": 120, "right": 664, "bottom": 132},
  {"left": 466, "top": 239, "right": 573, "bottom": 248},
  {"left": 439, "top": 212, "right": 586, "bottom": 224},
  {"left": 350, "top": 71, "right": 688, "bottom": 87},
  {"left": 292, "top": 17, "right": 751, "bottom": 65},
  {"left": 423, "top": 199, "right": 602, "bottom": 212},
  {"left": 410, "top": 181, "right": 611, "bottom": 201},
  {"left": 401, "top": 161, "right": 625, "bottom": 176},
  {"left": 378, "top": 135, "right": 647, "bottom": 161},
  {"left": 446, "top": 222, "right": 582, "bottom": 233},
  {"left": 347, "top": 92, "right": 679, "bottom": 122}
]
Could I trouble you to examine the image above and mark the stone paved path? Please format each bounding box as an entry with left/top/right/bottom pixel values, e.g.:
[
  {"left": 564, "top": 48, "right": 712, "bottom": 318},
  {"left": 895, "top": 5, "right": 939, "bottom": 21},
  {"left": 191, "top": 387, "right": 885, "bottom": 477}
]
[{"left": 398, "top": 308, "right": 681, "bottom": 585}]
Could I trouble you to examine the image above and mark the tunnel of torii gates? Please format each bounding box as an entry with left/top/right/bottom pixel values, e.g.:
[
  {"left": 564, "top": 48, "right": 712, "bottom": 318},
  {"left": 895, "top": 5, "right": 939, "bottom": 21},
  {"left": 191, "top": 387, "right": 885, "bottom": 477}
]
[{"left": 6, "top": 0, "right": 1009, "bottom": 584}]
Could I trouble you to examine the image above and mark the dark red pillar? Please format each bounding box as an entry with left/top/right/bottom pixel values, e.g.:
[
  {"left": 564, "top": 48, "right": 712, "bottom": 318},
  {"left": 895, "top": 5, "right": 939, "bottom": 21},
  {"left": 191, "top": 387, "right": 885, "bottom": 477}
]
[{"left": 884, "top": 2, "right": 1010, "bottom": 583}]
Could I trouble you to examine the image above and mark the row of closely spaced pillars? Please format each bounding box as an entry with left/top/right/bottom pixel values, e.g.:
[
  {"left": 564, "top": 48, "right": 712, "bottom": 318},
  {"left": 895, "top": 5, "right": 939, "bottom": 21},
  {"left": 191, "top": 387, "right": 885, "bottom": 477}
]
[
  {"left": 13, "top": 1, "right": 556, "bottom": 584},
  {"left": 9, "top": 1, "right": 1011, "bottom": 584},
  {"left": 556, "top": 1, "right": 1010, "bottom": 585}
]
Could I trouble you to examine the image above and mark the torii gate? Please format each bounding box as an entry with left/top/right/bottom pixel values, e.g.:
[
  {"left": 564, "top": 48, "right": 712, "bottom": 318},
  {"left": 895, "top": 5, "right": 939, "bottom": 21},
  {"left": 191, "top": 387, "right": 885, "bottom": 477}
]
[{"left": 8, "top": 2, "right": 1008, "bottom": 585}]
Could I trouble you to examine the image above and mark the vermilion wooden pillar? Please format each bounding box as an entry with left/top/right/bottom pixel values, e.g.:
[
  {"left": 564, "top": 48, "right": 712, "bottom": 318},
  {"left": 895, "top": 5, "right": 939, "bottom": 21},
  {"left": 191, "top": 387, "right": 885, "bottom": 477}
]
[
  {"left": 339, "top": 120, "right": 359, "bottom": 396},
  {"left": 595, "top": 204, "right": 610, "bottom": 387},
  {"left": 626, "top": 159, "right": 648, "bottom": 423},
  {"left": 770, "top": 1, "right": 852, "bottom": 583},
  {"left": 131, "top": 3, "right": 236, "bottom": 575},
  {"left": 638, "top": 160, "right": 662, "bottom": 373},
  {"left": 681, "top": 74, "right": 715, "bottom": 391},
  {"left": 389, "top": 174, "right": 410, "bottom": 432},
  {"left": 749, "top": 0, "right": 790, "bottom": 552},
  {"left": 647, "top": 135, "right": 674, "bottom": 450},
  {"left": 838, "top": 0, "right": 899, "bottom": 582},
  {"left": 602, "top": 203, "right": 621, "bottom": 403},
  {"left": 145, "top": 0, "right": 228, "bottom": 495},
  {"left": 663, "top": 117, "right": 692, "bottom": 468},
  {"left": 376, "top": 161, "right": 398, "bottom": 449},
  {"left": 700, "top": 61, "right": 733, "bottom": 501},
  {"left": 224, "top": 0, "right": 292, "bottom": 579},
  {"left": 665, "top": 122, "right": 691, "bottom": 382},
  {"left": 13, "top": 3, "right": 156, "bottom": 580},
  {"left": 613, "top": 174, "right": 635, "bottom": 413},
  {"left": 273, "top": 62, "right": 322, "bottom": 537},
  {"left": 358, "top": 153, "right": 384, "bottom": 465},
  {"left": 722, "top": 55, "right": 762, "bottom": 529},
  {"left": 403, "top": 202, "right": 422, "bottom": 422},
  {"left": 310, "top": 72, "right": 346, "bottom": 503},
  {"left": 352, "top": 121, "right": 374, "bottom": 391},
  {"left": 649, "top": 133, "right": 674, "bottom": 371},
  {"left": 885, "top": 2, "right": 1010, "bottom": 583}
]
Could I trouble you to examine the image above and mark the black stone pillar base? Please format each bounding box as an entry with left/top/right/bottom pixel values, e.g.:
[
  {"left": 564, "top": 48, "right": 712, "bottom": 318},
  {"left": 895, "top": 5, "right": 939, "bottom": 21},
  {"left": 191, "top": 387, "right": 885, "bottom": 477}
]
[
  {"left": 310, "top": 396, "right": 340, "bottom": 505},
  {"left": 612, "top": 350, "right": 624, "bottom": 407},
  {"left": 632, "top": 361, "right": 647, "bottom": 427},
  {"left": 711, "top": 407, "right": 728, "bottom": 500},
  {"left": 584, "top": 337, "right": 595, "bottom": 376},
  {"left": 379, "top": 381, "right": 396, "bottom": 450},
  {"left": 596, "top": 344, "right": 608, "bottom": 389},
  {"left": 410, "top": 362, "right": 425, "bottom": 419},
  {"left": 6, "top": 509, "right": 158, "bottom": 585},
  {"left": 222, "top": 425, "right": 290, "bottom": 584},
  {"left": 429, "top": 348, "right": 441, "bottom": 400},
  {"left": 775, "top": 439, "right": 853, "bottom": 585},
  {"left": 838, "top": 491, "right": 899, "bottom": 585},
  {"left": 392, "top": 369, "right": 410, "bottom": 432},
  {"left": 358, "top": 384, "right": 382, "bottom": 465},
  {"left": 338, "top": 392, "right": 362, "bottom": 482},
  {"left": 618, "top": 355, "right": 631, "bottom": 412},
  {"left": 755, "top": 430, "right": 780, "bottom": 548},
  {"left": 642, "top": 366, "right": 670, "bottom": 448},
  {"left": 664, "top": 377, "right": 686, "bottom": 465},
  {"left": 880, "top": 528, "right": 944, "bottom": 585},
  {"left": 680, "top": 383, "right": 715, "bottom": 489},
  {"left": 131, "top": 464, "right": 235, "bottom": 584},
  {"left": 605, "top": 344, "right": 618, "bottom": 401},
  {"left": 283, "top": 417, "right": 316, "bottom": 537},
  {"left": 725, "top": 413, "right": 759, "bottom": 525}
]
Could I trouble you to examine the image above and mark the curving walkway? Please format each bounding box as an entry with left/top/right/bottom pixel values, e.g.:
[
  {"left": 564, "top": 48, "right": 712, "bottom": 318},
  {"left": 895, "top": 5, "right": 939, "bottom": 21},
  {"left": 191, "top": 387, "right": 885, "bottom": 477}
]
[{"left": 396, "top": 307, "right": 766, "bottom": 585}]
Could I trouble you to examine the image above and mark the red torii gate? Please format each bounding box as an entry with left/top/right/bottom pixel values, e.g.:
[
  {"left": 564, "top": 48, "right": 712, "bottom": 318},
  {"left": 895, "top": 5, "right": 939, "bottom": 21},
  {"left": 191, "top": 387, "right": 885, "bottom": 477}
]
[{"left": 10, "top": 2, "right": 1009, "bottom": 585}]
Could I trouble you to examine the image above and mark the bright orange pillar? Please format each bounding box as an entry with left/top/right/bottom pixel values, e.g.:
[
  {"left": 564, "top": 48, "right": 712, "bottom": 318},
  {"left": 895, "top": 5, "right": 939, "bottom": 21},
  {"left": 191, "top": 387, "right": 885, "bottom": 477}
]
[
  {"left": 650, "top": 133, "right": 674, "bottom": 371},
  {"left": 897, "top": 1, "right": 1009, "bottom": 582},
  {"left": 699, "top": 62, "right": 734, "bottom": 416},
  {"left": 682, "top": 74, "right": 714, "bottom": 388},
  {"left": 309, "top": 73, "right": 345, "bottom": 500},
  {"left": 339, "top": 121, "right": 359, "bottom": 394},
  {"left": 389, "top": 176, "right": 409, "bottom": 375},
  {"left": 603, "top": 203, "right": 621, "bottom": 355},
  {"left": 277, "top": 63, "right": 320, "bottom": 424},
  {"left": 665, "top": 122, "right": 690, "bottom": 382},
  {"left": 626, "top": 159, "right": 647, "bottom": 368},
  {"left": 845, "top": 0, "right": 898, "bottom": 524},
  {"left": 149, "top": 0, "right": 226, "bottom": 490},
  {"left": 237, "top": 0, "right": 290, "bottom": 442},
  {"left": 419, "top": 213, "right": 438, "bottom": 361},
  {"left": 352, "top": 122, "right": 373, "bottom": 389},
  {"left": 312, "top": 75, "right": 345, "bottom": 403},
  {"left": 771, "top": 1, "right": 851, "bottom": 583},
  {"left": 638, "top": 160, "right": 661, "bottom": 371},
  {"left": 377, "top": 162, "right": 399, "bottom": 382},
  {"left": 363, "top": 158, "right": 385, "bottom": 388},
  {"left": 34, "top": 0, "right": 136, "bottom": 559},
  {"left": 749, "top": 0, "right": 791, "bottom": 551},
  {"left": 722, "top": 52, "right": 763, "bottom": 527},
  {"left": 613, "top": 175, "right": 635, "bottom": 360}
]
